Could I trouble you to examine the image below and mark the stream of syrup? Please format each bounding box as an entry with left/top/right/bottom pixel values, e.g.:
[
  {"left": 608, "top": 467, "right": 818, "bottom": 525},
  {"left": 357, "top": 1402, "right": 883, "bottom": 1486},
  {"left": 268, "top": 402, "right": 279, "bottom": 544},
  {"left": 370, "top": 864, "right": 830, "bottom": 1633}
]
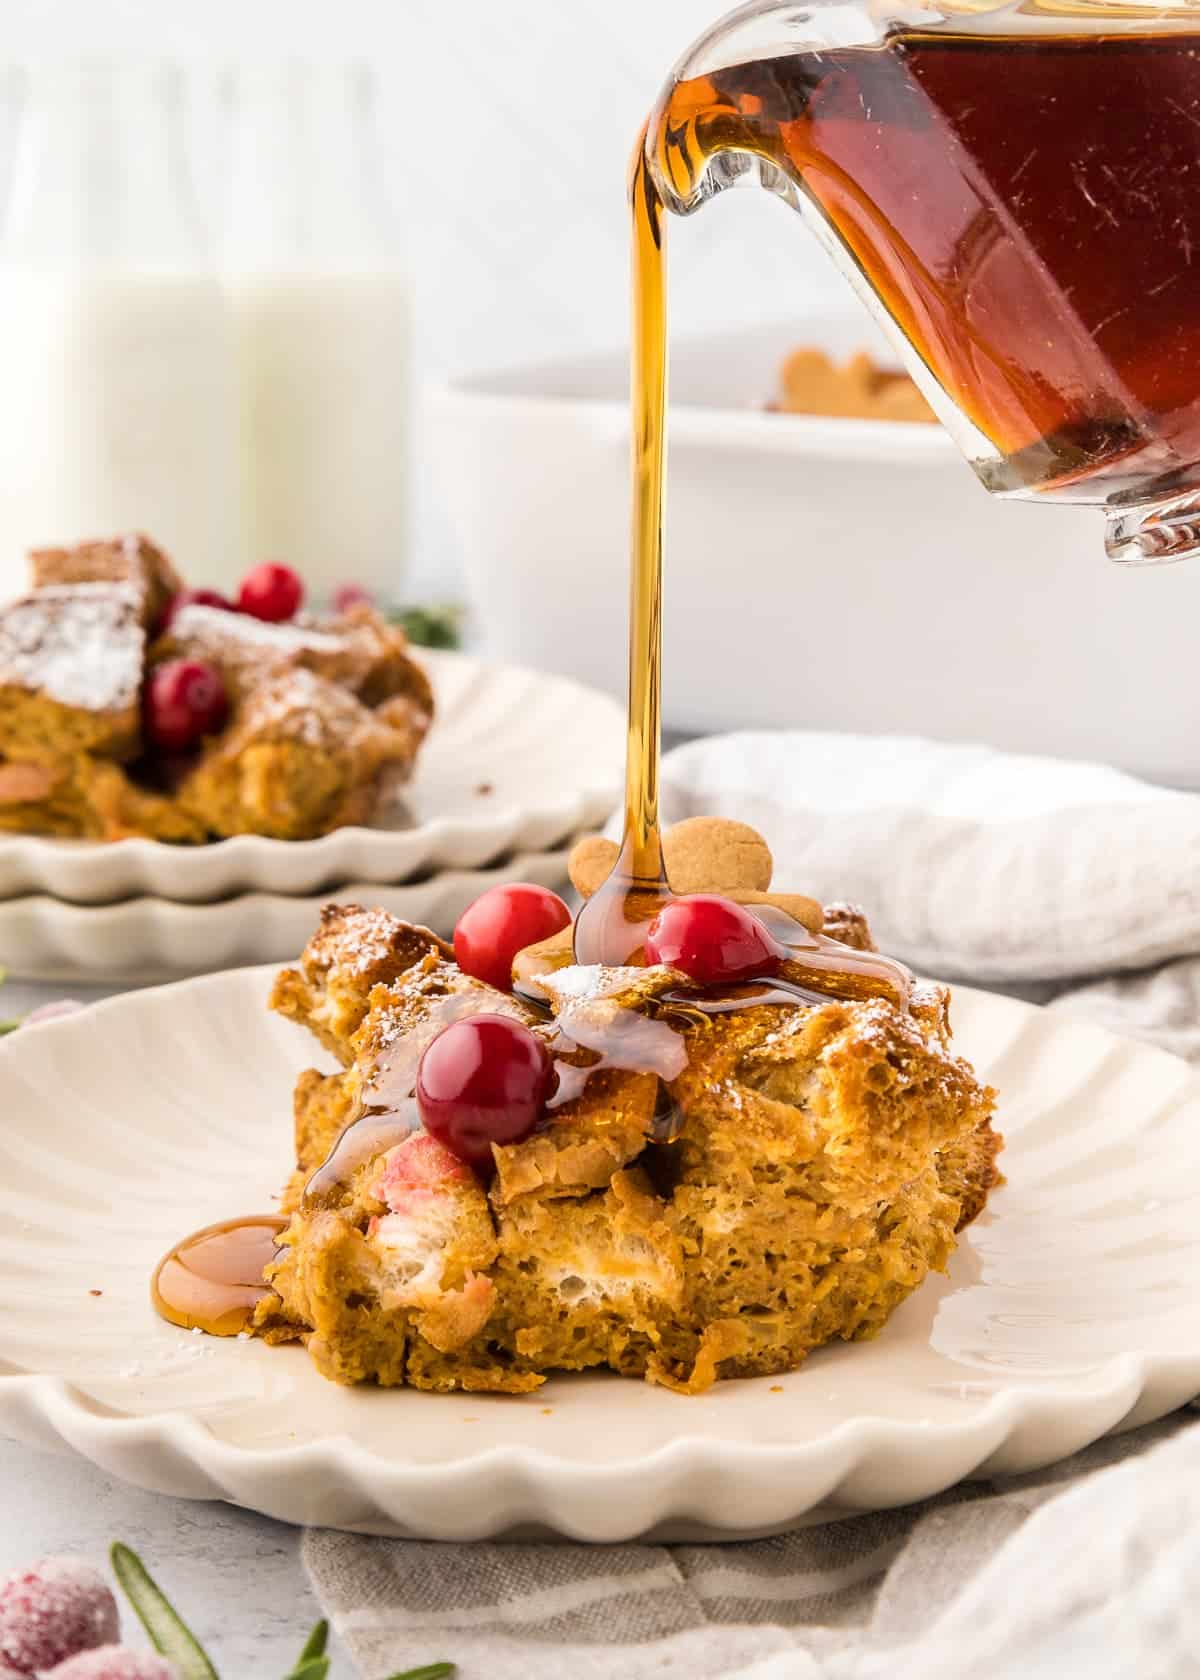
[{"left": 573, "top": 134, "right": 673, "bottom": 966}]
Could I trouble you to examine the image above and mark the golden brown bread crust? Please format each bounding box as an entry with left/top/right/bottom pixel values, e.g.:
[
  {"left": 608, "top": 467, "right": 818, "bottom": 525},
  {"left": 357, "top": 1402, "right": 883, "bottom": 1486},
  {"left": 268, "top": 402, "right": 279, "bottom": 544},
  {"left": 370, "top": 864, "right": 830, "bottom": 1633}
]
[
  {"left": 175, "top": 668, "right": 420, "bottom": 841},
  {"left": 939, "top": 1113, "right": 1006, "bottom": 1232},
  {"left": 0, "top": 752, "right": 211, "bottom": 842},
  {"left": 335, "top": 605, "right": 436, "bottom": 718},
  {"left": 269, "top": 904, "right": 453, "bottom": 1062},
  {"left": 0, "top": 584, "right": 145, "bottom": 767},
  {"left": 28, "top": 532, "right": 183, "bottom": 628},
  {"left": 0, "top": 539, "right": 434, "bottom": 843},
  {"left": 819, "top": 901, "right": 875, "bottom": 951},
  {"left": 280, "top": 1069, "right": 359, "bottom": 1214},
  {"left": 257, "top": 902, "right": 1002, "bottom": 1394},
  {"left": 0, "top": 758, "right": 84, "bottom": 835}
]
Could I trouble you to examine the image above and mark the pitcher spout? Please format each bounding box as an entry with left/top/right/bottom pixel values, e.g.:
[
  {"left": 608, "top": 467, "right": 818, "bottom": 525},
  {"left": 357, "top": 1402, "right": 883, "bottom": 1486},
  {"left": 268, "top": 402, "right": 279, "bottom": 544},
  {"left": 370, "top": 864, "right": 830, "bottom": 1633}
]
[{"left": 646, "top": 1, "right": 851, "bottom": 218}]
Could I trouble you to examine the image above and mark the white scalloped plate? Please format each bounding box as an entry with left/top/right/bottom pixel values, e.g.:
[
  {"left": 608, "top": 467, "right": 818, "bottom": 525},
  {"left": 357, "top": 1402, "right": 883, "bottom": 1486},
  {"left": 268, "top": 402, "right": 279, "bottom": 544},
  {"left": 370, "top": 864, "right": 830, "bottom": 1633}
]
[
  {"left": 0, "top": 652, "right": 623, "bottom": 905},
  {"left": 0, "top": 851, "right": 575, "bottom": 983},
  {"left": 1, "top": 972, "right": 1198, "bottom": 1541}
]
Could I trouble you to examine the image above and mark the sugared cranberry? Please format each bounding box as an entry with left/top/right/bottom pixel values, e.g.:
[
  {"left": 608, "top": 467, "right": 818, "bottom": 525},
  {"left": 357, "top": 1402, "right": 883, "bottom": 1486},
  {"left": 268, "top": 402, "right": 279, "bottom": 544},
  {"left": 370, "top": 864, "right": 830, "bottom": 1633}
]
[
  {"left": 237, "top": 561, "right": 304, "bottom": 623},
  {"left": 0, "top": 1557, "right": 119, "bottom": 1674},
  {"left": 158, "top": 588, "right": 236, "bottom": 632},
  {"left": 144, "top": 659, "right": 228, "bottom": 752},
  {"left": 416, "top": 1014, "right": 554, "bottom": 1170},
  {"left": 332, "top": 582, "right": 374, "bottom": 613},
  {"left": 644, "top": 893, "right": 784, "bottom": 987},
  {"left": 42, "top": 1650, "right": 175, "bottom": 1680},
  {"left": 453, "top": 884, "right": 572, "bottom": 993},
  {"left": 22, "top": 999, "right": 84, "bottom": 1028}
]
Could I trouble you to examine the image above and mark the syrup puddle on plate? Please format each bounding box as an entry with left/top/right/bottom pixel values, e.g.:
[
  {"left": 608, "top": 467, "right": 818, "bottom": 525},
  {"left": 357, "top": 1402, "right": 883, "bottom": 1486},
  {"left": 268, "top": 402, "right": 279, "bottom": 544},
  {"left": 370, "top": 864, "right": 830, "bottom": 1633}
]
[{"left": 151, "top": 1215, "right": 286, "bottom": 1338}]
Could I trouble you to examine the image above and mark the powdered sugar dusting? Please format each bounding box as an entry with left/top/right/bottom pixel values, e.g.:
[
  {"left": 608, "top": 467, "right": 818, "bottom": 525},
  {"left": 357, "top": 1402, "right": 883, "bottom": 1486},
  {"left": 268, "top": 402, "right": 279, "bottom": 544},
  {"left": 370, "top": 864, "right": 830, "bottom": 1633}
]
[
  {"left": 0, "top": 584, "right": 142, "bottom": 712},
  {"left": 170, "top": 603, "right": 344, "bottom": 657},
  {"left": 339, "top": 906, "right": 418, "bottom": 976},
  {"left": 542, "top": 964, "right": 656, "bottom": 1004},
  {"left": 233, "top": 667, "right": 375, "bottom": 750},
  {"left": 165, "top": 604, "right": 373, "bottom": 711},
  {"left": 246, "top": 668, "right": 335, "bottom": 745}
]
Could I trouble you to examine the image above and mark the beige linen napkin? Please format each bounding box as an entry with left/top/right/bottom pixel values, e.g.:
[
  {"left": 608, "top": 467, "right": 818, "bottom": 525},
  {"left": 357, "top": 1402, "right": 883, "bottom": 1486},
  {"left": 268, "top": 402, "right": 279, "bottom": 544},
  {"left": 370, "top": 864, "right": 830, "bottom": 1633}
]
[
  {"left": 305, "top": 732, "right": 1200, "bottom": 1678},
  {"left": 660, "top": 731, "right": 1200, "bottom": 1053}
]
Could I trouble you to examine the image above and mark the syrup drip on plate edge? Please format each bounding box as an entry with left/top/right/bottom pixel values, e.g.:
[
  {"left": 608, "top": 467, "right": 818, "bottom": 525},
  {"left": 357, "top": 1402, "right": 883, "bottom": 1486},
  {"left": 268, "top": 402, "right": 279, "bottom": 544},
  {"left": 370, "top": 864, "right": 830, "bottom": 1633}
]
[{"left": 151, "top": 1215, "right": 286, "bottom": 1338}]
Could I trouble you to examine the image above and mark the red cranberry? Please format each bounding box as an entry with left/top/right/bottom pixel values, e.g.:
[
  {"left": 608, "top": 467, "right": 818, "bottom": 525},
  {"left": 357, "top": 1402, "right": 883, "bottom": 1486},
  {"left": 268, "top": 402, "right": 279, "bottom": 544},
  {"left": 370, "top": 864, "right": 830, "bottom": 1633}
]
[
  {"left": 644, "top": 893, "right": 784, "bottom": 987},
  {"left": 158, "top": 587, "right": 237, "bottom": 632},
  {"left": 144, "top": 659, "right": 228, "bottom": 752},
  {"left": 237, "top": 561, "right": 304, "bottom": 623},
  {"left": 453, "top": 883, "right": 572, "bottom": 993},
  {"left": 332, "top": 582, "right": 374, "bottom": 613},
  {"left": 416, "top": 1014, "right": 554, "bottom": 1170},
  {"left": 0, "top": 1557, "right": 119, "bottom": 1674}
]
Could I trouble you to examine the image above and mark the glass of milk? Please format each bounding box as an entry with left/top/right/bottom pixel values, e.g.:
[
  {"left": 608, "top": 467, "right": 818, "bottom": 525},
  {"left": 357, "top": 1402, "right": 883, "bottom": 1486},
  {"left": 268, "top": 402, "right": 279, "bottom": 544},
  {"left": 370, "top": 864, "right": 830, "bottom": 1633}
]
[
  {"left": 222, "top": 63, "right": 410, "bottom": 605},
  {"left": 0, "top": 62, "right": 245, "bottom": 600}
]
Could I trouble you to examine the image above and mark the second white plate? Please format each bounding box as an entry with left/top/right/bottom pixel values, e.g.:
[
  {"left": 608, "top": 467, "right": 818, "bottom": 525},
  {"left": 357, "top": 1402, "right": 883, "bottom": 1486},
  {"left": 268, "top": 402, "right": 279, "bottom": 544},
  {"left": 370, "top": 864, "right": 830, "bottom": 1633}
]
[
  {"left": 0, "top": 651, "right": 623, "bottom": 904},
  {"left": 0, "top": 849, "right": 573, "bottom": 982}
]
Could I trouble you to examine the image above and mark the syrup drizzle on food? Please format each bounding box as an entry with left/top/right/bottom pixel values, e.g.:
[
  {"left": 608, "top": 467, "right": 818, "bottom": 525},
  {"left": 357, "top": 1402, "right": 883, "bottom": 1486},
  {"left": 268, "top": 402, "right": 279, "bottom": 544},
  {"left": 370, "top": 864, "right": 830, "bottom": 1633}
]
[{"left": 316, "top": 904, "right": 912, "bottom": 1208}]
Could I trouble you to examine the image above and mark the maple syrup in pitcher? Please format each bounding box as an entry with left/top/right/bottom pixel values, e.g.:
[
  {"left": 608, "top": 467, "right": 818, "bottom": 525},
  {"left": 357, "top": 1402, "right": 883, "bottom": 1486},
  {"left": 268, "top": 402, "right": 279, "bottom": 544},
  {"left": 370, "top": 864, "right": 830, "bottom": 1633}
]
[
  {"left": 651, "top": 24, "right": 1200, "bottom": 504},
  {"left": 579, "top": 0, "right": 1200, "bottom": 959}
]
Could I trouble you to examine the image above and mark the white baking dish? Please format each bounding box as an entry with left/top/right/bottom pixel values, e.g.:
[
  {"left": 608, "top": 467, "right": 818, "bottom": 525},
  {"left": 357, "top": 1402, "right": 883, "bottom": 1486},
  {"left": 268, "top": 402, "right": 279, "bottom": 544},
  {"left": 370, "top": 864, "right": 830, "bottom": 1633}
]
[{"left": 428, "top": 318, "right": 1200, "bottom": 788}]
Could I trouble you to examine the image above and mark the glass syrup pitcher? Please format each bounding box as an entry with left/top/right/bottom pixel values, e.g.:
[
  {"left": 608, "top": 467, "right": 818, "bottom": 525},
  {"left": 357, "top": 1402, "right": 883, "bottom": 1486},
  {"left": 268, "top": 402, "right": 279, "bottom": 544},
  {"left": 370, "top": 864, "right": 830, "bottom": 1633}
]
[
  {"left": 578, "top": 0, "right": 1200, "bottom": 965},
  {"left": 644, "top": 0, "right": 1200, "bottom": 565}
]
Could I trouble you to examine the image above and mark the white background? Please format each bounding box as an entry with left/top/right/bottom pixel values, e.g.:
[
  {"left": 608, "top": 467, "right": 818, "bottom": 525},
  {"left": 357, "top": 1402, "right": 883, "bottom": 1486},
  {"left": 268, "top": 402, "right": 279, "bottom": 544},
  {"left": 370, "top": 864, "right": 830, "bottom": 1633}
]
[
  {"left": 0, "top": 0, "right": 843, "bottom": 390},
  {"left": 0, "top": 0, "right": 851, "bottom": 594}
]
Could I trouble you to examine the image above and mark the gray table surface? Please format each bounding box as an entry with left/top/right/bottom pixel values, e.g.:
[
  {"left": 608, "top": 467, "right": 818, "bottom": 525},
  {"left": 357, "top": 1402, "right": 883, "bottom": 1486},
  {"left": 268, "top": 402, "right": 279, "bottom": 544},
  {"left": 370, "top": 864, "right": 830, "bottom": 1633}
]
[{"left": 1, "top": 975, "right": 326, "bottom": 1678}]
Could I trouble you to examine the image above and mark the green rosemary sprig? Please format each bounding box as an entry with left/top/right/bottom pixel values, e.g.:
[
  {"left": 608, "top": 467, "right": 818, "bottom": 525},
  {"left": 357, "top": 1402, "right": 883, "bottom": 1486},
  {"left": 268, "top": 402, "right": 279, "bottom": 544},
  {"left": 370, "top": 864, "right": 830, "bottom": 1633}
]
[
  {"left": 296, "top": 1621, "right": 330, "bottom": 1661},
  {"left": 282, "top": 1659, "right": 331, "bottom": 1680},
  {"left": 388, "top": 603, "right": 464, "bottom": 650},
  {"left": 110, "top": 1543, "right": 455, "bottom": 1679},
  {"left": 110, "top": 1544, "right": 219, "bottom": 1680},
  {"left": 281, "top": 1618, "right": 331, "bottom": 1679}
]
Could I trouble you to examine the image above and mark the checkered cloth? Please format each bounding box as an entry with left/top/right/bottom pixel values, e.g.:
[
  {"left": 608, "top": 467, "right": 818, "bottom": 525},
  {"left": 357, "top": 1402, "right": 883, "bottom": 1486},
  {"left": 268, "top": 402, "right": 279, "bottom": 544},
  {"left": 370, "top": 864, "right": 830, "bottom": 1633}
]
[{"left": 304, "top": 732, "right": 1200, "bottom": 1678}]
